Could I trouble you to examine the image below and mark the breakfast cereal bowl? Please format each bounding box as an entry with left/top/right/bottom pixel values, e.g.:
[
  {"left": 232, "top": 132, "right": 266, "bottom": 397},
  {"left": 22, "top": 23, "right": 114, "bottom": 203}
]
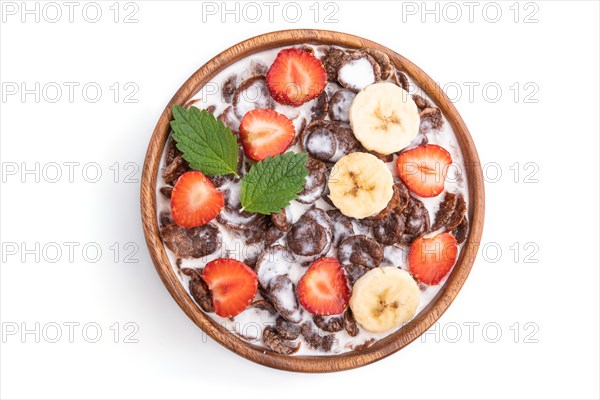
[{"left": 140, "top": 29, "right": 484, "bottom": 372}]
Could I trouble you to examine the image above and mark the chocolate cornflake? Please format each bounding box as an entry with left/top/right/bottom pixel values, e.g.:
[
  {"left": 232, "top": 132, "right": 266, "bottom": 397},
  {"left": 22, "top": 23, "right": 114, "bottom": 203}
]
[
  {"left": 232, "top": 75, "right": 274, "bottom": 120},
  {"left": 352, "top": 218, "right": 376, "bottom": 238},
  {"left": 353, "top": 338, "right": 376, "bottom": 351},
  {"left": 363, "top": 48, "right": 394, "bottom": 80},
  {"left": 264, "top": 225, "right": 285, "bottom": 247},
  {"left": 300, "top": 120, "right": 337, "bottom": 162},
  {"left": 160, "top": 223, "right": 221, "bottom": 259},
  {"left": 300, "top": 323, "right": 335, "bottom": 352},
  {"left": 446, "top": 193, "right": 467, "bottom": 231},
  {"left": 401, "top": 196, "right": 431, "bottom": 235},
  {"left": 292, "top": 117, "right": 307, "bottom": 147},
  {"left": 395, "top": 181, "right": 411, "bottom": 215},
  {"left": 288, "top": 220, "right": 327, "bottom": 256},
  {"left": 208, "top": 173, "right": 233, "bottom": 188},
  {"left": 181, "top": 268, "right": 214, "bottom": 313},
  {"left": 257, "top": 285, "right": 271, "bottom": 302},
  {"left": 165, "top": 137, "right": 181, "bottom": 166},
  {"left": 287, "top": 208, "right": 332, "bottom": 257},
  {"left": 334, "top": 122, "right": 365, "bottom": 156},
  {"left": 325, "top": 81, "right": 343, "bottom": 98},
  {"left": 255, "top": 245, "right": 295, "bottom": 289},
  {"left": 268, "top": 275, "right": 301, "bottom": 323},
  {"left": 250, "top": 299, "right": 277, "bottom": 315},
  {"left": 311, "top": 91, "right": 329, "bottom": 120},
  {"left": 398, "top": 195, "right": 431, "bottom": 245},
  {"left": 320, "top": 46, "right": 348, "bottom": 82},
  {"left": 159, "top": 211, "right": 172, "bottom": 228},
  {"left": 328, "top": 89, "right": 355, "bottom": 122},
  {"left": 419, "top": 107, "right": 444, "bottom": 132},
  {"left": 431, "top": 192, "right": 458, "bottom": 231},
  {"left": 392, "top": 70, "right": 410, "bottom": 91},
  {"left": 162, "top": 154, "right": 189, "bottom": 185},
  {"left": 248, "top": 60, "right": 269, "bottom": 78},
  {"left": 275, "top": 317, "right": 301, "bottom": 340},
  {"left": 297, "top": 157, "right": 328, "bottom": 204},
  {"left": 243, "top": 251, "right": 260, "bottom": 270},
  {"left": 412, "top": 94, "right": 430, "bottom": 110},
  {"left": 452, "top": 216, "right": 469, "bottom": 244},
  {"left": 337, "top": 51, "right": 382, "bottom": 92},
  {"left": 217, "top": 105, "right": 240, "bottom": 132},
  {"left": 296, "top": 45, "right": 315, "bottom": 55},
  {"left": 344, "top": 264, "right": 368, "bottom": 286},
  {"left": 372, "top": 212, "right": 405, "bottom": 246},
  {"left": 222, "top": 74, "right": 238, "bottom": 103},
  {"left": 343, "top": 309, "right": 359, "bottom": 337},
  {"left": 399, "top": 234, "right": 416, "bottom": 246},
  {"left": 338, "top": 235, "right": 384, "bottom": 269},
  {"left": 243, "top": 216, "right": 269, "bottom": 245},
  {"left": 271, "top": 209, "right": 290, "bottom": 232},
  {"left": 159, "top": 186, "right": 173, "bottom": 199},
  {"left": 327, "top": 209, "right": 355, "bottom": 247},
  {"left": 322, "top": 180, "right": 336, "bottom": 208},
  {"left": 263, "top": 326, "right": 300, "bottom": 355},
  {"left": 313, "top": 315, "right": 344, "bottom": 332},
  {"left": 301, "top": 120, "right": 364, "bottom": 163}
]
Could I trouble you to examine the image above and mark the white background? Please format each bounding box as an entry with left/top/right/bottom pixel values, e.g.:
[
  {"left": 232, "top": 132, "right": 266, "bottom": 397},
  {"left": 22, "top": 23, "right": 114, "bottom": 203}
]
[{"left": 1, "top": 1, "right": 599, "bottom": 399}]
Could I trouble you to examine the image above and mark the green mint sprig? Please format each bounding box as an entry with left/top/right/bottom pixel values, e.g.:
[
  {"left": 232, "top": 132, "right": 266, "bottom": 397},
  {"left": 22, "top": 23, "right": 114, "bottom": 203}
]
[
  {"left": 170, "top": 105, "right": 239, "bottom": 176},
  {"left": 241, "top": 152, "right": 309, "bottom": 214}
]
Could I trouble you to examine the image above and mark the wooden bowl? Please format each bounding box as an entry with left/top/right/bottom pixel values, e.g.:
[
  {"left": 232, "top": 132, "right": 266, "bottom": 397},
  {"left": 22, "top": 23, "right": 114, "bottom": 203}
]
[{"left": 140, "top": 29, "right": 485, "bottom": 372}]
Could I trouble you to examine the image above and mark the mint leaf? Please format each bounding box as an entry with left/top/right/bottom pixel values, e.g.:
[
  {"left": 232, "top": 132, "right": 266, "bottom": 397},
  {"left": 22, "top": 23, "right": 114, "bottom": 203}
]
[
  {"left": 241, "top": 152, "right": 309, "bottom": 215},
  {"left": 170, "top": 105, "right": 239, "bottom": 176}
]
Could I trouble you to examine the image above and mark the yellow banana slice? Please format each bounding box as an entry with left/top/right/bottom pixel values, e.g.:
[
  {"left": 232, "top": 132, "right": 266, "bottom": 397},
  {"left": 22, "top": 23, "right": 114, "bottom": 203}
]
[
  {"left": 328, "top": 152, "right": 394, "bottom": 219},
  {"left": 349, "top": 267, "right": 420, "bottom": 333},
  {"left": 349, "top": 82, "right": 420, "bottom": 155}
]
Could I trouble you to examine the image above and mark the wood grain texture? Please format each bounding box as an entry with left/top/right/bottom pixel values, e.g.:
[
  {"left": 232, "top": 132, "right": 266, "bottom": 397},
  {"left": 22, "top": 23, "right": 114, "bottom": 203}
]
[{"left": 140, "top": 29, "right": 485, "bottom": 373}]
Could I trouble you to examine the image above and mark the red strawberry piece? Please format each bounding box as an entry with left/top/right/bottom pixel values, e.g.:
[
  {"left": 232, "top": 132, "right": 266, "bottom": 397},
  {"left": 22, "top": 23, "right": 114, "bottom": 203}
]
[
  {"left": 408, "top": 232, "right": 458, "bottom": 285},
  {"left": 266, "top": 48, "right": 327, "bottom": 107},
  {"left": 297, "top": 257, "right": 351, "bottom": 316},
  {"left": 239, "top": 109, "right": 295, "bottom": 161},
  {"left": 397, "top": 144, "right": 453, "bottom": 198},
  {"left": 170, "top": 171, "right": 224, "bottom": 228},
  {"left": 202, "top": 258, "right": 258, "bottom": 318}
]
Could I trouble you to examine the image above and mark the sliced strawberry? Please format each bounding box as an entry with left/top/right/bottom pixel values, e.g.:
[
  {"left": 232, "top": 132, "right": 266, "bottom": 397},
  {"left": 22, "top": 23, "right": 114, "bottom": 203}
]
[
  {"left": 408, "top": 232, "right": 458, "bottom": 285},
  {"left": 297, "top": 258, "right": 350, "bottom": 316},
  {"left": 266, "top": 48, "right": 327, "bottom": 107},
  {"left": 239, "top": 109, "right": 295, "bottom": 161},
  {"left": 397, "top": 144, "right": 453, "bottom": 198},
  {"left": 202, "top": 258, "right": 258, "bottom": 318},
  {"left": 170, "top": 171, "right": 224, "bottom": 228}
]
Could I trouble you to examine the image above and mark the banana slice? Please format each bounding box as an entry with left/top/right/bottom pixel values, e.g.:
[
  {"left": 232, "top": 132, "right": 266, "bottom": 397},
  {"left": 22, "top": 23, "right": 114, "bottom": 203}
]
[
  {"left": 349, "top": 267, "right": 420, "bottom": 333},
  {"left": 349, "top": 82, "right": 419, "bottom": 155},
  {"left": 328, "top": 152, "right": 394, "bottom": 219}
]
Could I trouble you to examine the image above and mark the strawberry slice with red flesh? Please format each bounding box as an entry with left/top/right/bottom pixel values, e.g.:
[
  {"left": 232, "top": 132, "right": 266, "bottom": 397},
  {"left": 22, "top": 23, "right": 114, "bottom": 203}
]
[
  {"left": 397, "top": 144, "right": 453, "bottom": 198},
  {"left": 170, "top": 171, "right": 224, "bottom": 228},
  {"left": 297, "top": 258, "right": 351, "bottom": 316},
  {"left": 239, "top": 109, "right": 295, "bottom": 161},
  {"left": 408, "top": 232, "right": 458, "bottom": 285},
  {"left": 266, "top": 48, "right": 327, "bottom": 107},
  {"left": 202, "top": 258, "right": 258, "bottom": 318}
]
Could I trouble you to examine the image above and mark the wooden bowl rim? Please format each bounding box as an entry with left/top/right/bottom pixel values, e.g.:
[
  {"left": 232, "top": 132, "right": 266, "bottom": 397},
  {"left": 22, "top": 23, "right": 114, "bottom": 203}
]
[{"left": 140, "top": 29, "right": 485, "bottom": 373}]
